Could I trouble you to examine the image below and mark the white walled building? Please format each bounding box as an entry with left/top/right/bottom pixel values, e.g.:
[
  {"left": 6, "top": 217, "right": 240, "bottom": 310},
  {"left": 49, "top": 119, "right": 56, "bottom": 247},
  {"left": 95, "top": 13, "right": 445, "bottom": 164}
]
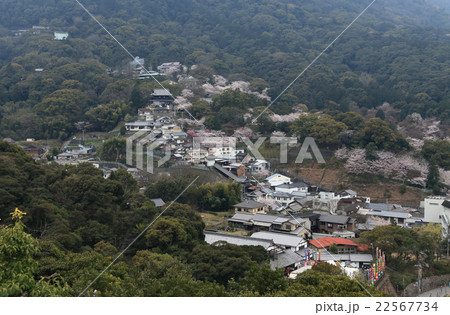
[
  {"left": 424, "top": 196, "right": 450, "bottom": 237},
  {"left": 424, "top": 196, "right": 447, "bottom": 223},
  {"left": 265, "top": 173, "right": 292, "bottom": 187},
  {"left": 208, "top": 146, "right": 237, "bottom": 160},
  {"left": 275, "top": 182, "right": 309, "bottom": 194},
  {"left": 54, "top": 31, "right": 69, "bottom": 40},
  {"left": 250, "top": 159, "right": 270, "bottom": 173},
  {"left": 125, "top": 121, "right": 154, "bottom": 131}
]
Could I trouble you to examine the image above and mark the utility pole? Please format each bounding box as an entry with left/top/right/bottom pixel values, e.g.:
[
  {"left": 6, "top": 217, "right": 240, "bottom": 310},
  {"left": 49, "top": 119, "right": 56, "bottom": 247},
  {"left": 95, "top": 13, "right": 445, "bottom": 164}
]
[
  {"left": 447, "top": 239, "right": 449, "bottom": 259},
  {"left": 416, "top": 264, "right": 422, "bottom": 296},
  {"left": 403, "top": 277, "right": 405, "bottom": 297}
]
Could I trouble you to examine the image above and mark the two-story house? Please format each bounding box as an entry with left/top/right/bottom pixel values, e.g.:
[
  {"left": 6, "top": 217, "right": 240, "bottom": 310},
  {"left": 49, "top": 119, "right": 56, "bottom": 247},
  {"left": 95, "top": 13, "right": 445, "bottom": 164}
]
[
  {"left": 275, "top": 182, "right": 309, "bottom": 195},
  {"left": 318, "top": 214, "right": 357, "bottom": 233}
]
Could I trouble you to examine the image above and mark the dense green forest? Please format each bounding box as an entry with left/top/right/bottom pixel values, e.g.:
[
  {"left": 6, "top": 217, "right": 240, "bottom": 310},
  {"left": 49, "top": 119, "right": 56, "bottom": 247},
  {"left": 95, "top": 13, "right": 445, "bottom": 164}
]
[{"left": 0, "top": 0, "right": 449, "bottom": 140}]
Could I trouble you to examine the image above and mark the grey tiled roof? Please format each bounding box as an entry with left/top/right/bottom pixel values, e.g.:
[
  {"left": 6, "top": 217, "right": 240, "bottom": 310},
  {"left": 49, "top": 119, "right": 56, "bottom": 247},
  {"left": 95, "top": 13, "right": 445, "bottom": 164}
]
[
  {"left": 251, "top": 231, "right": 306, "bottom": 248},
  {"left": 261, "top": 187, "right": 274, "bottom": 194},
  {"left": 442, "top": 200, "right": 450, "bottom": 209},
  {"left": 287, "top": 203, "right": 302, "bottom": 211},
  {"left": 367, "top": 210, "right": 411, "bottom": 219},
  {"left": 270, "top": 250, "right": 304, "bottom": 269},
  {"left": 150, "top": 198, "right": 165, "bottom": 207},
  {"left": 273, "top": 191, "right": 293, "bottom": 198},
  {"left": 367, "top": 203, "right": 402, "bottom": 211},
  {"left": 349, "top": 254, "right": 373, "bottom": 262},
  {"left": 204, "top": 231, "right": 273, "bottom": 249},
  {"left": 228, "top": 213, "right": 254, "bottom": 223},
  {"left": 293, "top": 196, "right": 314, "bottom": 205},
  {"left": 277, "top": 182, "right": 309, "bottom": 189},
  {"left": 252, "top": 213, "right": 280, "bottom": 223},
  {"left": 234, "top": 200, "right": 266, "bottom": 209},
  {"left": 288, "top": 226, "right": 306, "bottom": 235},
  {"left": 319, "top": 214, "right": 350, "bottom": 224},
  {"left": 273, "top": 217, "right": 290, "bottom": 224}
]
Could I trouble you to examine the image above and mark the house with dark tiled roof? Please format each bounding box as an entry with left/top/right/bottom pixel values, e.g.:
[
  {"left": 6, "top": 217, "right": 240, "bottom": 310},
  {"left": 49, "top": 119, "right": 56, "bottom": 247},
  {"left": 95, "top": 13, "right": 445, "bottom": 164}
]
[
  {"left": 271, "top": 191, "right": 295, "bottom": 206},
  {"left": 275, "top": 182, "right": 309, "bottom": 194},
  {"left": 270, "top": 250, "right": 304, "bottom": 270},
  {"left": 228, "top": 212, "right": 309, "bottom": 237},
  {"left": 233, "top": 200, "right": 266, "bottom": 214},
  {"left": 252, "top": 231, "right": 307, "bottom": 252},
  {"left": 318, "top": 214, "right": 357, "bottom": 233},
  {"left": 23, "top": 144, "right": 44, "bottom": 158},
  {"left": 339, "top": 190, "right": 358, "bottom": 198},
  {"left": 286, "top": 198, "right": 314, "bottom": 213},
  {"left": 204, "top": 231, "right": 305, "bottom": 271}
]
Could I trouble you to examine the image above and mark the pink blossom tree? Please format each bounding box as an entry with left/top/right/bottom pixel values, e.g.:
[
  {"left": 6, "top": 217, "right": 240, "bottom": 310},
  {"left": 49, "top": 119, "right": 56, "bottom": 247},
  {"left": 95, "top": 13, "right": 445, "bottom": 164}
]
[{"left": 339, "top": 148, "right": 429, "bottom": 186}]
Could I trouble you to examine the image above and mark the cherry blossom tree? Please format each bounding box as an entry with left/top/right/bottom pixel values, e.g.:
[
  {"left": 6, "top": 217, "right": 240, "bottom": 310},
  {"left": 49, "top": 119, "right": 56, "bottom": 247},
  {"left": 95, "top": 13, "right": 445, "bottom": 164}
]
[
  {"left": 338, "top": 148, "right": 429, "bottom": 186},
  {"left": 233, "top": 127, "right": 254, "bottom": 140},
  {"left": 334, "top": 146, "right": 349, "bottom": 160},
  {"left": 270, "top": 112, "right": 303, "bottom": 122},
  {"left": 271, "top": 131, "right": 286, "bottom": 137},
  {"left": 439, "top": 168, "right": 450, "bottom": 188},
  {"left": 187, "top": 130, "right": 199, "bottom": 137},
  {"left": 407, "top": 137, "right": 424, "bottom": 151},
  {"left": 201, "top": 75, "right": 270, "bottom": 100},
  {"left": 181, "top": 89, "right": 194, "bottom": 98},
  {"left": 175, "top": 95, "right": 192, "bottom": 109}
]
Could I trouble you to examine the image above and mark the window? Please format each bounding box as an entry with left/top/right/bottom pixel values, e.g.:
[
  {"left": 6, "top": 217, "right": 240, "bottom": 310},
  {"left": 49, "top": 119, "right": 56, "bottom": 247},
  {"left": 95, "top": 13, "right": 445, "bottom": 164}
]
[
  {"left": 338, "top": 224, "right": 347, "bottom": 229},
  {"left": 327, "top": 223, "right": 333, "bottom": 228},
  {"left": 285, "top": 224, "right": 291, "bottom": 230}
]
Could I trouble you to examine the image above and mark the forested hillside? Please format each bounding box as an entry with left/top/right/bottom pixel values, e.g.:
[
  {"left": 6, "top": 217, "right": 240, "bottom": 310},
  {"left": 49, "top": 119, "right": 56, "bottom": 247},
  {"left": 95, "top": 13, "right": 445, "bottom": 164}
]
[{"left": 0, "top": 0, "right": 449, "bottom": 140}]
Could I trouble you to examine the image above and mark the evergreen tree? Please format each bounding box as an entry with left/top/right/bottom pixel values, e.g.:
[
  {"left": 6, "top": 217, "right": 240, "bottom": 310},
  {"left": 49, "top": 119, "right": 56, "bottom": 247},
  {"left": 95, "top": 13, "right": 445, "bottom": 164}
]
[
  {"left": 426, "top": 161, "right": 441, "bottom": 194},
  {"left": 375, "top": 109, "right": 386, "bottom": 120},
  {"left": 130, "top": 83, "right": 144, "bottom": 110}
]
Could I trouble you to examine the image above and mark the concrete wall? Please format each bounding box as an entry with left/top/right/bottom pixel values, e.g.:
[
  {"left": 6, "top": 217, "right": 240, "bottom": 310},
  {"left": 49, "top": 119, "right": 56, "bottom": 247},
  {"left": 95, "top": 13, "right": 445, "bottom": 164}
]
[{"left": 405, "top": 274, "right": 450, "bottom": 297}]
